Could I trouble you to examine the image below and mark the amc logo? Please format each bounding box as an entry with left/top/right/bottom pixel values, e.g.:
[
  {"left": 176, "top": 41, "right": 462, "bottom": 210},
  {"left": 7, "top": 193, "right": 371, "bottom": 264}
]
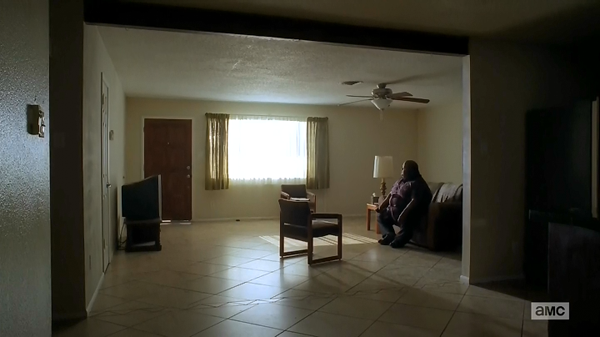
[{"left": 531, "top": 302, "right": 570, "bottom": 320}]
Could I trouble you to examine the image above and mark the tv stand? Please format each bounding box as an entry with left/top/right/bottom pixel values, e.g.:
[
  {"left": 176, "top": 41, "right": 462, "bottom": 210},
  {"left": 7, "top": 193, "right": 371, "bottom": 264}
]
[{"left": 124, "top": 218, "right": 162, "bottom": 252}]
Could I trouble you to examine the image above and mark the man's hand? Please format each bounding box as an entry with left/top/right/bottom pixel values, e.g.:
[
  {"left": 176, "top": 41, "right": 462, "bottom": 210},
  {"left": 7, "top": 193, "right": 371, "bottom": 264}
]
[{"left": 375, "top": 207, "right": 381, "bottom": 213}]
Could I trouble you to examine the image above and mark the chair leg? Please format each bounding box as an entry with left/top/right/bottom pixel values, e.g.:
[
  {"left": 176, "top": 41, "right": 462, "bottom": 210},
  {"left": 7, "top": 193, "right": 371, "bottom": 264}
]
[
  {"left": 307, "top": 234, "right": 314, "bottom": 265},
  {"left": 337, "top": 233, "right": 343, "bottom": 261},
  {"left": 279, "top": 232, "right": 285, "bottom": 258}
]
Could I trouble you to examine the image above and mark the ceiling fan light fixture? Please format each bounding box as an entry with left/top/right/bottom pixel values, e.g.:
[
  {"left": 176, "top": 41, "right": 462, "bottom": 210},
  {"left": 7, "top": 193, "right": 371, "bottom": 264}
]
[{"left": 371, "top": 98, "right": 392, "bottom": 111}]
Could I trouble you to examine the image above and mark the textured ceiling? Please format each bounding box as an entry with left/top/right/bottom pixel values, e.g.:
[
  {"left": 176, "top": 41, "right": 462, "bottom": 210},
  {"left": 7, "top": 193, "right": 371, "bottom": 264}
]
[
  {"left": 122, "top": 0, "right": 600, "bottom": 44},
  {"left": 98, "top": 26, "right": 463, "bottom": 108}
]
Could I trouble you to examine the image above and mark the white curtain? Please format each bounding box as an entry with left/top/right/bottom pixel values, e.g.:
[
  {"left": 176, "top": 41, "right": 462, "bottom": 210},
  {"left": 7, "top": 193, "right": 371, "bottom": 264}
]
[{"left": 228, "top": 115, "right": 307, "bottom": 185}]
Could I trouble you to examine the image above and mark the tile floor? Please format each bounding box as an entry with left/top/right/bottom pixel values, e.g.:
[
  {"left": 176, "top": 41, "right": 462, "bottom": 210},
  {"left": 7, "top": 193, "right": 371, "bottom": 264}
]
[{"left": 53, "top": 218, "right": 547, "bottom": 337}]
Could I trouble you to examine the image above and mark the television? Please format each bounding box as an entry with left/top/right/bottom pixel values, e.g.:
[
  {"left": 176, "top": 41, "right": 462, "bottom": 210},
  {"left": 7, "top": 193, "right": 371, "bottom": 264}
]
[{"left": 121, "top": 175, "right": 162, "bottom": 221}]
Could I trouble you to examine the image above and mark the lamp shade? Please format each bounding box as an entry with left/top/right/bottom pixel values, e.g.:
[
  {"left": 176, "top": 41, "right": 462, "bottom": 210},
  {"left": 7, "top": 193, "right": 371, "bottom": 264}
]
[
  {"left": 373, "top": 156, "right": 394, "bottom": 178},
  {"left": 371, "top": 98, "right": 392, "bottom": 111}
]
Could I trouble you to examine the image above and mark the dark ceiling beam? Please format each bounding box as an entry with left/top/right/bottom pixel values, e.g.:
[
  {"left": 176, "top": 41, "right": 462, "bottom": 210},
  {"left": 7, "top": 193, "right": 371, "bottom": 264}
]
[{"left": 84, "top": 1, "right": 468, "bottom": 56}]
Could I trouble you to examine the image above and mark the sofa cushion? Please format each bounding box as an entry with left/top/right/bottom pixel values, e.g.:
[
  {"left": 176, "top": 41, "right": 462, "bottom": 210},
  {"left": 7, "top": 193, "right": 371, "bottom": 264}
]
[{"left": 433, "top": 183, "right": 463, "bottom": 203}]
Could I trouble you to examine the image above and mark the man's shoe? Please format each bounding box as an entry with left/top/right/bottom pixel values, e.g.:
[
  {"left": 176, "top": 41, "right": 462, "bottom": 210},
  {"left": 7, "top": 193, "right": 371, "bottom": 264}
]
[
  {"left": 378, "top": 234, "right": 395, "bottom": 245},
  {"left": 389, "top": 238, "right": 406, "bottom": 249}
]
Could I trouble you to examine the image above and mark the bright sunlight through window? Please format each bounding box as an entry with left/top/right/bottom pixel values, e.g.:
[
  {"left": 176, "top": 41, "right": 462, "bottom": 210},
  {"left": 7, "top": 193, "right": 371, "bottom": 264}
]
[{"left": 228, "top": 115, "right": 307, "bottom": 184}]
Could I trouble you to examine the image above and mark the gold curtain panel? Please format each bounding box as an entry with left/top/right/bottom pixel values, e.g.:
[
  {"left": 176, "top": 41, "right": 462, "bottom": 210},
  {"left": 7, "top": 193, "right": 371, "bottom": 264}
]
[
  {"left": 205, "top": 113, "right": 230, "bottom": 190},
  {"left": 306, "top": 117, "right": 330, "bottom": 189}
]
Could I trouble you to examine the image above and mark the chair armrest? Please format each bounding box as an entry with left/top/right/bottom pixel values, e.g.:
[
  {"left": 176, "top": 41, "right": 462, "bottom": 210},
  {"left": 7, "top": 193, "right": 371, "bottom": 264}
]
[
  {"left": 307, "top": 191, "right": 316, "bottom": 200},
  {"left": 280, "top": 191, "right": 291, "bottom": 199}
]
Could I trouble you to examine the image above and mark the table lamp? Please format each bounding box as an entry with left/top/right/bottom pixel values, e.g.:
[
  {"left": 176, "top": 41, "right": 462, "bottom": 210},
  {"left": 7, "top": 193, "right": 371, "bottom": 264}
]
[{"left": 373, "top": 156, "right": 394, "bottom": 197}]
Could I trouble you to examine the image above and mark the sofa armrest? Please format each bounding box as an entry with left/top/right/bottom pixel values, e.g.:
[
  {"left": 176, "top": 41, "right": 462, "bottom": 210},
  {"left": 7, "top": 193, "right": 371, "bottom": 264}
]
[
  {"left": 424, "top": 202, "right": 462, "bottom": 250},
  {"left": 280, "top": 191, "right": 291, "bottom": 199}
]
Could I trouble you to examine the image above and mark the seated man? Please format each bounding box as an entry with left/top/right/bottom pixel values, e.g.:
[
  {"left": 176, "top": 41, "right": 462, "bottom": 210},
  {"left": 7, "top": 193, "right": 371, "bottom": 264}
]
[{"left": 376, "top": 160, "right": 432, "bottom": 248}]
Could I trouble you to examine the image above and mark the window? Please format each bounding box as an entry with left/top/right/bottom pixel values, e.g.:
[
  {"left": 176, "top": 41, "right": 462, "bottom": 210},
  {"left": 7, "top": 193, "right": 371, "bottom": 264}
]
[{"left": 228, "top": 115, "right": 307, "bottom": 184}]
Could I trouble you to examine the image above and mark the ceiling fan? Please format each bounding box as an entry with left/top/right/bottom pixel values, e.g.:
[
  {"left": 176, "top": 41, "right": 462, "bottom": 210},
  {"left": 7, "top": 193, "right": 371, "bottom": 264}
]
[{"left": 338, "top": 82, "right": 430, "bottom": 110}]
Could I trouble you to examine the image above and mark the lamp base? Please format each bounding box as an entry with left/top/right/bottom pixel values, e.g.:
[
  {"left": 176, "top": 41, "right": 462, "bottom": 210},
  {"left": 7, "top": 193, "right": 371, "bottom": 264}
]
[{"left": 380, "top": 178, "right": 387, "bottom": 198}]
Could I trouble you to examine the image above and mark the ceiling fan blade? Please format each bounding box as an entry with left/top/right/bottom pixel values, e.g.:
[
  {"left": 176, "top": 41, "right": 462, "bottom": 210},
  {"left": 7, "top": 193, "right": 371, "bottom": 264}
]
[
  {"left": 392, "top": 97, "right": 430, "bottom": 104},
  {"left": 346, "top": 95, "right": 373, "bottom": 98},
  {"left": 338, "top": 98, "right": 372, "bottom": 106},
  {"left": 388, "top": 92, "right": 413, "bottom": 99}
]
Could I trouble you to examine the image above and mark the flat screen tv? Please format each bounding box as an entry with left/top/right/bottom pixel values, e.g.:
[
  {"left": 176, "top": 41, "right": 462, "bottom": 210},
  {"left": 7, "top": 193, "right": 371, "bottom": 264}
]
[{"left": 121, "top": 175, "right": 162, "bottom": 221}]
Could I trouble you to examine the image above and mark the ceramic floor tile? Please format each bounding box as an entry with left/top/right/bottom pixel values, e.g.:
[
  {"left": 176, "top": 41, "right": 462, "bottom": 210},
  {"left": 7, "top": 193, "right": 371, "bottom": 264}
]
[
  {"left": 442, "top": 311, "right": 522, "bottom": 337},
  {"left": 276, "top": 332, "right": 315, "bottom": 337},
  {"left": 378, "top": 303, "right": 453, "bottom": 334},
  {"left": 132, "top": 309, "right": 223, "bottom": 337},
  {"left": 457, "top": 295, "right": 525, "bottom": 319},
  {"left": 191, "top": 302, "right": 256, "bottom": 319},
  {"left": 237, "top": 259, "right": 285, "bottom": 272},
  {"left": 134, "top": 270, "right": 203, "bottom": 288},
  {"left": 99, "top": 281, "right": 166, "bottom": 301},
  {"left": 318, "top": 296, "right": 393, "bottom": 320},
  {"left": 416, "top": 280, "right": 469, "bottom": 295},
  {"left": 105, "top": 328, "right": 163, "bottom": 337},
  {"left": 77, "top": 220, "right": 472, "bottom": 337},
  {"left": 397, "top": 288, "right": 464, "bottom": 311},
  {"left": 195, "top": 295, "right": 250, "bottom": 307},
  {"left": 177, "top": 276, "right": 245, "bottom": 294},
  {"left": 137, "top": 286, "right": 212, "bottom": 309},
  {"left": 210, "top": 267, "right": 270, "bottom": 282},
  {"left": 249, "top": 270, "right": 310, "bottom": 289},
  {"left": 219, "top": 283, "right": 286, "bottom": 300},
  {"left": 88, "top": 294, "right": 129, "bottom": 316},
  {"left": 52, "top": 318, "right": 126, "bottom": 337},
  {"left": 170, "top": 262, "right": 232, "bottom": 276},
  {"left": 202, "top": 255, "right": 256, "bottom": 267},
  {"left": 193, "top": 319, "right": 282, "bottom": 337},
  {"left": 274, "top": 289, "right": 336, "bottom": 310},
  {"left": 360, "top": 321, "right": 440, "bottom": 337},
  {"left": 465, "top": 285, "right": 526, "bottom": 301},
  {"left": 231, "top": 303, "right": 313, "bottom": 330},
  {"left": 281, "top": 262, "right": 325, "bottom": 277},
  {"left": 289, "top": 311, "right": 373, "bottom": 337},
  {"left": 94, "top": 300, "right": 167, "bottom": 327},
  {"left": 350, "top": 288, "right": 406, "bottom": 303}
]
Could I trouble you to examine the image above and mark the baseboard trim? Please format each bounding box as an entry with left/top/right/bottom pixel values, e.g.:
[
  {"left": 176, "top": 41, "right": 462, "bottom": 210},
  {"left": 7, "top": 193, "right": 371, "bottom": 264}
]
[
  {"left": 86, "top": 273, "right": 105, "bottom": 314},
  {"left": 460, "top": 275, "right": 469, "bottom": 284},
  {"left": 469, "top": 274, "right": 525, "bottom": 284},
  {"left": 193, "top": 214, "right": 363, "bottom": 222}
]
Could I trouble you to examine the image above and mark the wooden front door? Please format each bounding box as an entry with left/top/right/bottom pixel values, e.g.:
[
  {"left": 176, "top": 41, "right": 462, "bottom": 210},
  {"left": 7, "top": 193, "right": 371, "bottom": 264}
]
[{"left": 144, "top": 119, "right": 192, "bottom": 220}]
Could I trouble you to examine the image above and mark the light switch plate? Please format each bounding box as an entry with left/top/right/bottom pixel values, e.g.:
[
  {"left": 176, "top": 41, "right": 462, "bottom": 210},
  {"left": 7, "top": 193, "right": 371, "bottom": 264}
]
[{"left": 27, "top": 104, "right": 45, "bottom": 138}]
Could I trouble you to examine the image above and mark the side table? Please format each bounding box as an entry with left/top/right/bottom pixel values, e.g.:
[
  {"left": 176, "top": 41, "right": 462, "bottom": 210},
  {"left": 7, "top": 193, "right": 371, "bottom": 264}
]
[{"left": 366, "top": 203, "right": 380, "bottom": 234}]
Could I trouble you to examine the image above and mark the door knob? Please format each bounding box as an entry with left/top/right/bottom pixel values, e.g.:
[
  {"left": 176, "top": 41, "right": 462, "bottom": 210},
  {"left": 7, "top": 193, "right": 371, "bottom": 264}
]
[
  {"left": 106, "top": 184, "right": 112, "bottom": 188},
  {"left": 187, "top": 175, "right": 190, "bottom": 178},
  {"left": 187, "top": 166, "right": 190, "bottom": 170}
]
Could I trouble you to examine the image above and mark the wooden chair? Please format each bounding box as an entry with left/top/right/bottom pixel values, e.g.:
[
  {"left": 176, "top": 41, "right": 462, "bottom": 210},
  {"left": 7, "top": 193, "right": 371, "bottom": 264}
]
[
  {"left": 280, "top": 184, "right": 316, "bottom": 213},
  {"left": 278, "top": 198, "right": 342, "bottom": 265}
]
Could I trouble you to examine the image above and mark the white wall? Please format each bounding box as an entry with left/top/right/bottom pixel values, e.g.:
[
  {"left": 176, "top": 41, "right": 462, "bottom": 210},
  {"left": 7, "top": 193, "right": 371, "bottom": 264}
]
[
  {"left": 417, "top": 99, "right": 463, "bottom": 184},
  {"left": 465, "top": 39, "right": 594, "bottom": 283},
  {"left": 83, "top": 25, "right": 126, "bottom": 307},
  {"left": 126, "top": 98, "right": 418, "bottom": 220},
  {"left": 1, "top": 0, "right": 51, "bottom": 334}
]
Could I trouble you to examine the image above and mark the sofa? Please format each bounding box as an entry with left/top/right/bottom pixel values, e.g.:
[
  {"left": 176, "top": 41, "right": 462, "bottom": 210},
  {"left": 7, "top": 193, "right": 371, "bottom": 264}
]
[{"left": 410, "top": 182, "right": 463, "bottom": 251}]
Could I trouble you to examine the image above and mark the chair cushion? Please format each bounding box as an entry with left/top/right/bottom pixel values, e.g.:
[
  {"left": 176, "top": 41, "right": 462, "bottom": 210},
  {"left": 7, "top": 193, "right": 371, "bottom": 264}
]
[
  {"left": 282, "top": 221, "right": 340, "bottom": 240},
  {"left": 281, "top": 184, "right": 308, "bottom": 198}
]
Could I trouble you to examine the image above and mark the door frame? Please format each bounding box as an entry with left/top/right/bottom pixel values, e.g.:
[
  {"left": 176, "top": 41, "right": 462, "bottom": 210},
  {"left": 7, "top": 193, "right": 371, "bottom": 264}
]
[
  {"left": 100, "top": 72, "right": 111, "bottom": 271},
  {"left": 141, "top": 116, "right": 194, "bottom": 220}
]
